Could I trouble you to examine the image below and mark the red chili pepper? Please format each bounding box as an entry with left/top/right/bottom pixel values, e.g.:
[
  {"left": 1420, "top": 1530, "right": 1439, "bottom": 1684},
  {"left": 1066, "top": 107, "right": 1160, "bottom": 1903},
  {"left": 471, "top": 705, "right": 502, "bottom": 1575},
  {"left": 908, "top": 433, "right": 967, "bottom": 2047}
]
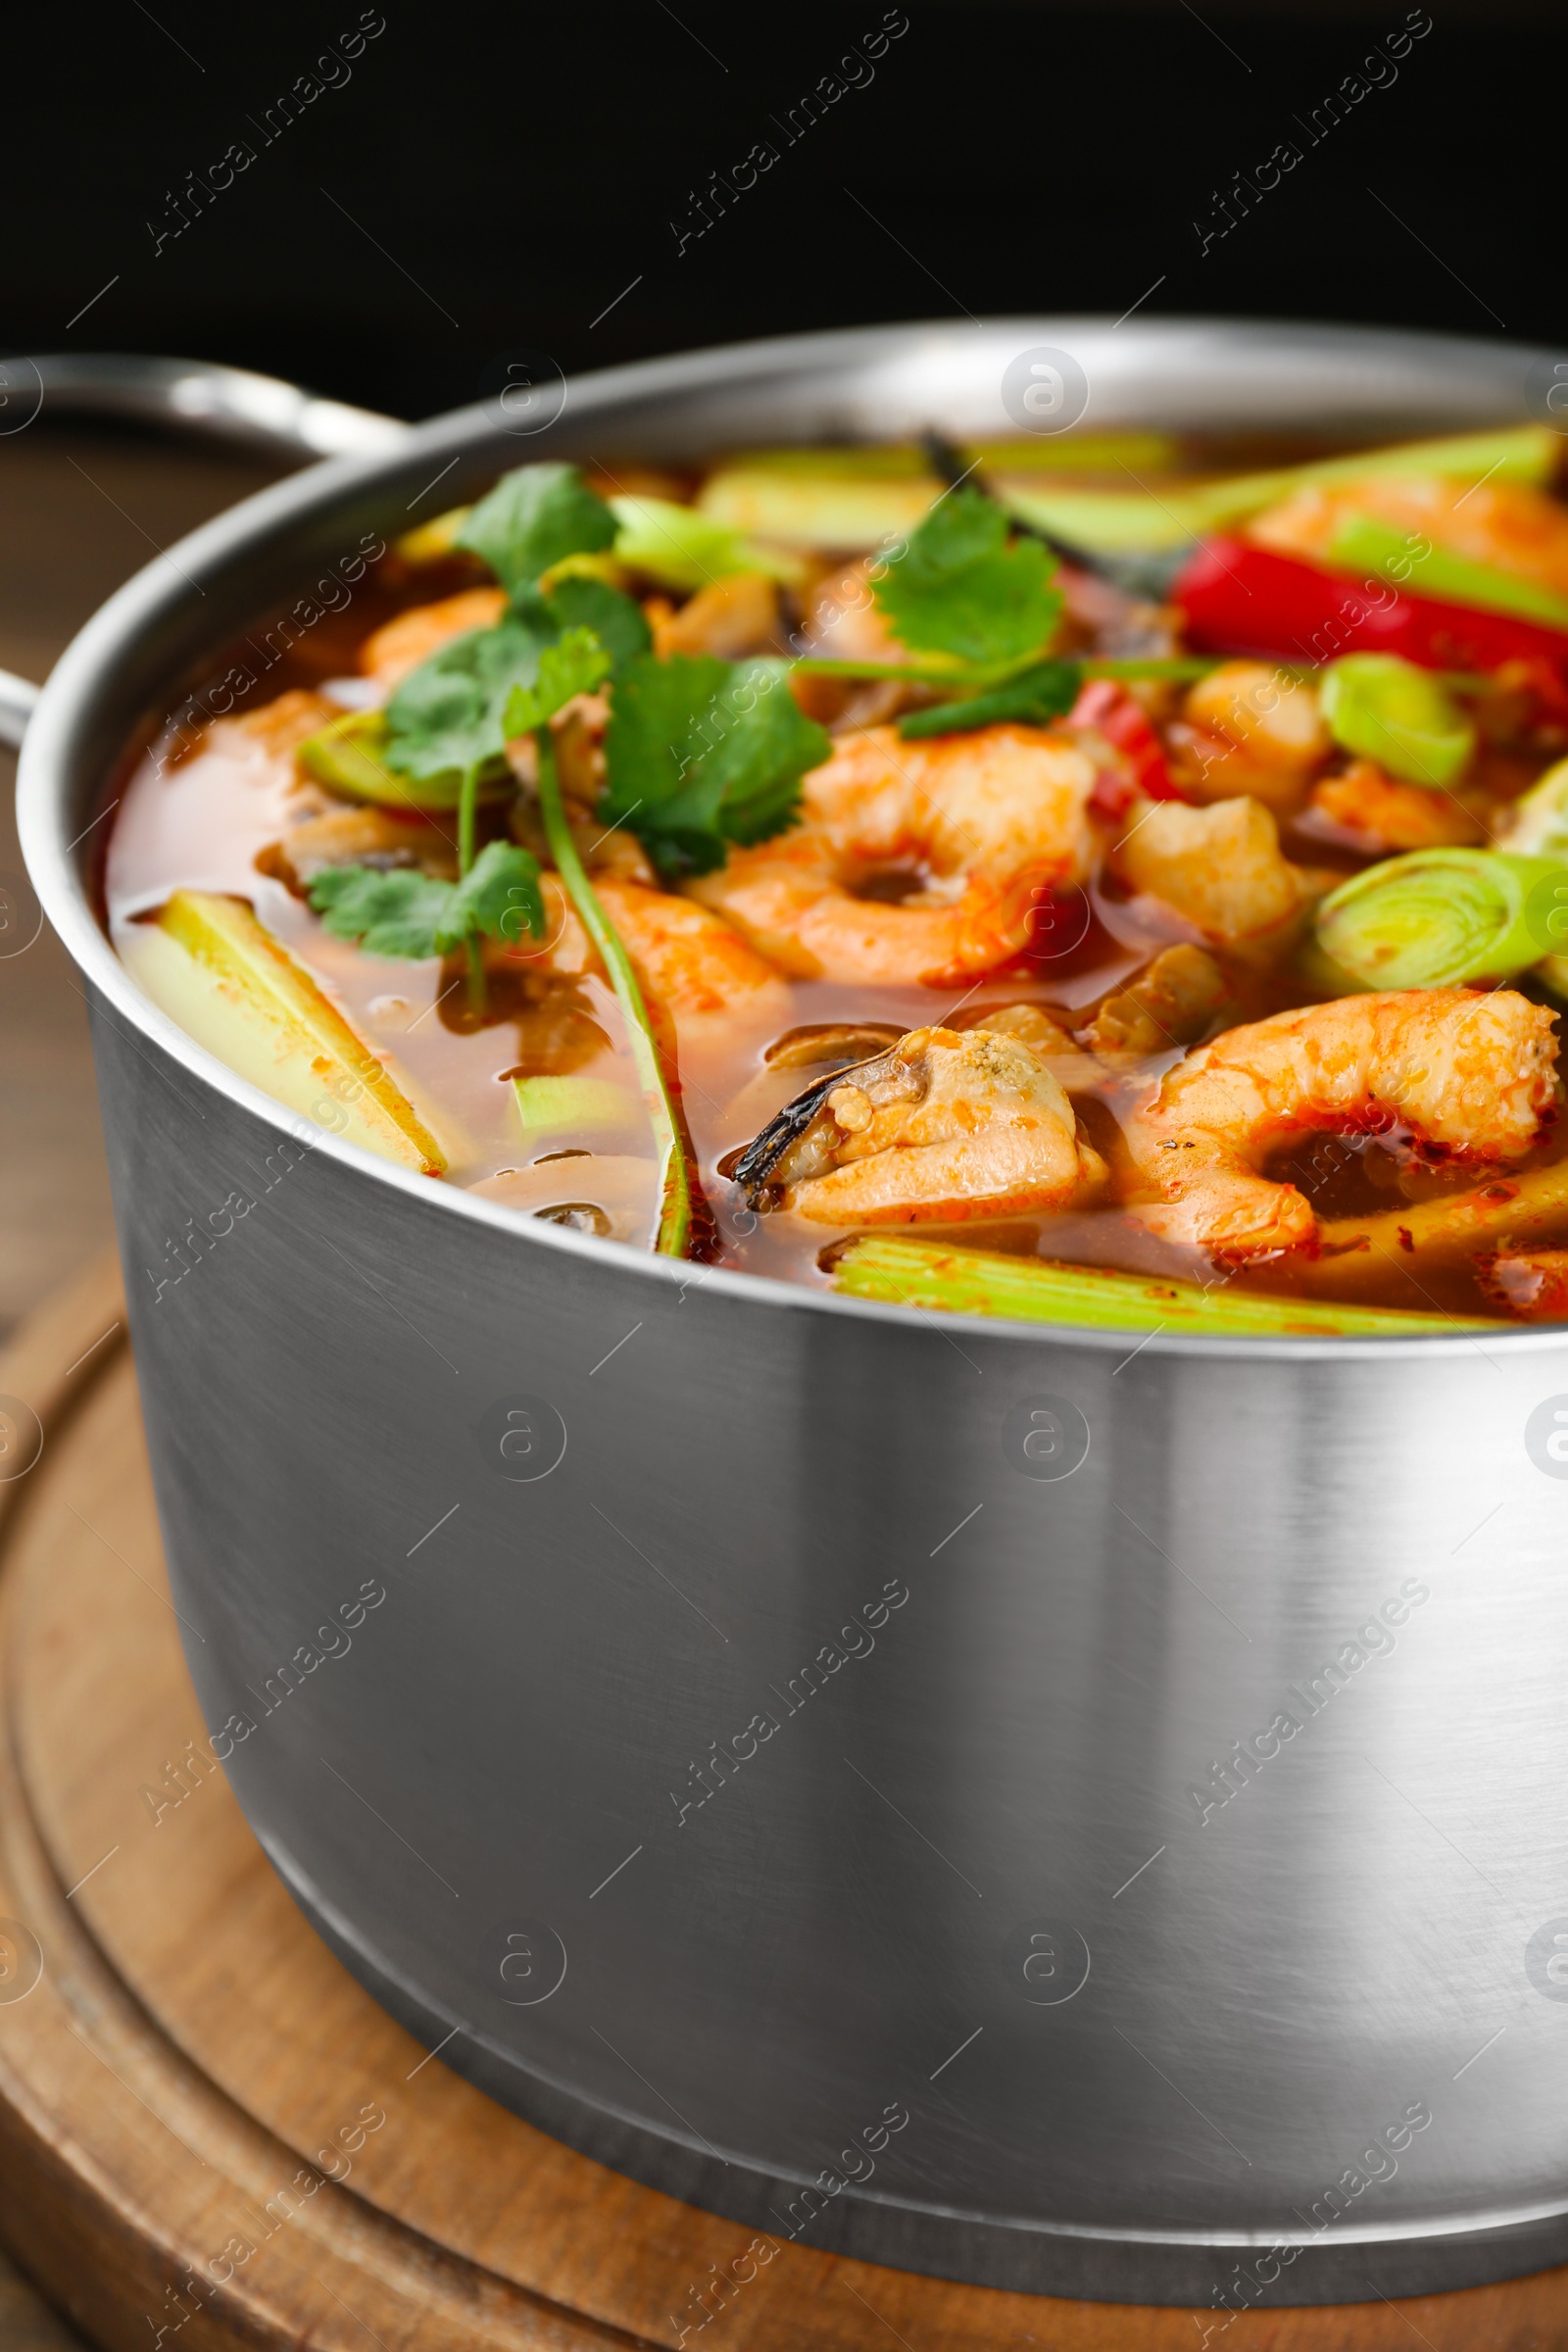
[
  {"left": 1173, "top": 536, "right": 1568, "bottom": 680},
  {"left": 1069, "top": 677, "right": 1182, "bottom": 817}
]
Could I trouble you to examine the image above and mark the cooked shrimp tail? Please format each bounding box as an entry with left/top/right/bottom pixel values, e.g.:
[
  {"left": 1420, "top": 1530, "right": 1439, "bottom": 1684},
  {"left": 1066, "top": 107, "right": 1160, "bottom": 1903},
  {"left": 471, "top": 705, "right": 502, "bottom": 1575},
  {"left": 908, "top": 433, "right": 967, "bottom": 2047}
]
[{"left": 1120, "top": 988, "right": 1559, "bottom": 1258}]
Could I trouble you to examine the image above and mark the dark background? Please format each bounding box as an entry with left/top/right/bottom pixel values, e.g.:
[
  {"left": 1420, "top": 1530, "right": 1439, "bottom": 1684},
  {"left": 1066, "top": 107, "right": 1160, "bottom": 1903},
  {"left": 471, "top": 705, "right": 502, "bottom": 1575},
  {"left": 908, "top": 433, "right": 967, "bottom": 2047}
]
[
  {"left": 0, "top": 12, "right": 1555, "bottom": 2340},
  {"left": 6, "top": 0, "right": 1558, "bottom": 424}
]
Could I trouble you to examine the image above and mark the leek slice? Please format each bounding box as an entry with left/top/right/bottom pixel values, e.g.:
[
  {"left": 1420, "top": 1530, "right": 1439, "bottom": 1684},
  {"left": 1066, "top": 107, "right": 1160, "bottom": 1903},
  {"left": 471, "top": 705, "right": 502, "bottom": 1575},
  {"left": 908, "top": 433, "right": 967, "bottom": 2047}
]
[
  {"left": 1313, "top": 849, "right": 1568, "bottom": 990},
  {"left": 1319, "top": 654, "right": 1476, "bottom": 787},
  {"left": 832, "top": 1237, "right": 1483, "bottom": 1335}
]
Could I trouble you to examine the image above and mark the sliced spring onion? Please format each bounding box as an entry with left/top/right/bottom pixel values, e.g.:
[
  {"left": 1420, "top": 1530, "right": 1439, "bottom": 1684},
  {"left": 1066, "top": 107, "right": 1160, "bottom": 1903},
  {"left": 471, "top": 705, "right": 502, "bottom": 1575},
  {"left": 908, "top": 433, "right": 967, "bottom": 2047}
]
[
  {"left": 297, "top": 710, "right": 508, "bottom": 813},
  {"left": 832, "top": 1237, "right": 1483, "bottom": 1335},
  {"left": 1313, "top": 849, "right": 1568, "bottom": 990},
  {"left": 1319, "top": 654, "right": 1476, "bottom": 787}
]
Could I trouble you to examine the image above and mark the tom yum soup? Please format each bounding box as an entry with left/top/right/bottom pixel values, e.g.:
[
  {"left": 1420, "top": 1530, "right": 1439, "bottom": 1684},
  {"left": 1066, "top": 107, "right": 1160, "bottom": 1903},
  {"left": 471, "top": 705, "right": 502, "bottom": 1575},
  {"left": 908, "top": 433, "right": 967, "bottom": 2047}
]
[{"left": 105, "top": 426, "right": 1568, "bottom": 1335}]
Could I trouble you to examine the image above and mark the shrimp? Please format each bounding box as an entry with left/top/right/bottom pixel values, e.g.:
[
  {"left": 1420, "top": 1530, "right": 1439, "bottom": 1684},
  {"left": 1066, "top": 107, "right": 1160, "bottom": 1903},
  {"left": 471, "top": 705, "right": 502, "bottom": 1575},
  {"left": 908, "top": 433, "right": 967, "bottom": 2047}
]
[
  {"left": 792, "top": 557, "right": 922, "bottom": 727},
  {"left": 263, "top": 805, "right": 457, "bottom": 890},
  {"left": 1113, "top": 794, "right": 1320, "bottom": 946},
  {"left": 735, "top": 1025, "right": 1106, "bottom": 1226},
  {"left": 651, "top": 571, "right": 780, "bottom": 659},
  {"left": 1119, "top": 989, "right": 1558, "bottom": 1257},
  {"left": 1481, "top": 1251, "right": 1568, "bottom": 1321},
  {"left": 1309, "top": 760, "right": 1484, "bottom": 854},
  {"left": 510, "top": 874, "right": 790, "bottom": 1047},
  {"left": 1170, "top": 662, "right": 1330, "bottom": 815},
  {"left": 360, "top": 588, "right": 508, "bottom": 685},
  {"left": 690, "top": 722, "right": 1098, "bottom": 985}
]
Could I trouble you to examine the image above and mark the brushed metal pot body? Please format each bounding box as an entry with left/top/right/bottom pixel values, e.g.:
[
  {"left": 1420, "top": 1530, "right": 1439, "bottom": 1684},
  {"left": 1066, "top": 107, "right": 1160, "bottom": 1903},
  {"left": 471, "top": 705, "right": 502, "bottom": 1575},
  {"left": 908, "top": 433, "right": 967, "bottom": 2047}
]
[{"left": 21, "top": 320, "right": 1568, "bottom": 2308}]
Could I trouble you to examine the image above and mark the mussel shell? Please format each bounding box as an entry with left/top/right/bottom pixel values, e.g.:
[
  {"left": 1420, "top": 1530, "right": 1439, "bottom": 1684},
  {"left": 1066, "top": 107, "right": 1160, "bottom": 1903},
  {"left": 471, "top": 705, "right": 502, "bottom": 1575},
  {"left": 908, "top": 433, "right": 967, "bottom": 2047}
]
[
  {"left": 763, "top": 1021, "right": 905, "bottom": 1071},
  {"left": 730, "top": 1042, "right": 911, "bottom": 1203}
]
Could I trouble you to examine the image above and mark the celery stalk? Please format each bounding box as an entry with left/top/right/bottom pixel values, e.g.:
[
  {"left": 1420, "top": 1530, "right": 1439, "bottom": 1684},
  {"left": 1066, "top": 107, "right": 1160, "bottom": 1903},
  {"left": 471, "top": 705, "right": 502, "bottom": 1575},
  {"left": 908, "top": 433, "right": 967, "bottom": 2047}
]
[{"left": 832, "top": 1237, "right": 1485, "bottom": 1335}]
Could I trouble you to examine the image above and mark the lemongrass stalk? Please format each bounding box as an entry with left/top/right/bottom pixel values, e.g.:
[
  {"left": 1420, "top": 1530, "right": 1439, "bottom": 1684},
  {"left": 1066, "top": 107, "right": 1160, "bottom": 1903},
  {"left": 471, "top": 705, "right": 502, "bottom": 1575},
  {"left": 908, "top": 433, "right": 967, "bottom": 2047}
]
[
  {"left": 534, "top": 734, "right": 696, "bottom": 1258},
  {"left": 832, "top": 1237, "right": 1484, "bottom": 1336},
  {"left": 1292, "top": 1159, "right": 1568, "bottom": 1296}
]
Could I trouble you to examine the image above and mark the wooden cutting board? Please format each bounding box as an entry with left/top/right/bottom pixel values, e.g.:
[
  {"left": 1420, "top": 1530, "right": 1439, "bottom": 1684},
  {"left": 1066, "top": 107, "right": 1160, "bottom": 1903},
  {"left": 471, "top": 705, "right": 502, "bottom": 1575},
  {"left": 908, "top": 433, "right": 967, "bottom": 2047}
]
[{"left": 1, "top": 1255, "right": 1565, "bottom": 2352}]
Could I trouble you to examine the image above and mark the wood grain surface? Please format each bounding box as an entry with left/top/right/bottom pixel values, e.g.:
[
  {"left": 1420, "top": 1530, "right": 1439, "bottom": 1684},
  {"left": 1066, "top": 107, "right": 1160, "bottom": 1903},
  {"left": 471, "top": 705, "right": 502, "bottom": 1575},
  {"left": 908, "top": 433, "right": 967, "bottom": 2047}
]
[{"left": 0, "top": 1259, "right": 1566, "bottom": 2351}]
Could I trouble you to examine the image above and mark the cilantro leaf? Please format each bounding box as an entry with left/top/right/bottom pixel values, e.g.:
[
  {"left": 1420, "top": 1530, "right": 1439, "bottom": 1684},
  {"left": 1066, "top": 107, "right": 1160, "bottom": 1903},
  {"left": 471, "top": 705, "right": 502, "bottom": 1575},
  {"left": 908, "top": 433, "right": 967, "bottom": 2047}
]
[
  {"left": 381, "top": 614, "right": 553, "bottom": 785},
  {"left": 873, "top": 485, "right": 1062, "bottom": 665},
  {"left": 601, "top": 654, "right": 828, "bottom": 879},
  {"left": 308, "top": 865, "right": 455, "bottom": 959},
  {"left": 502, "top": 626, "right": 613, "bottom": 738},
  {"left": 456, "top": 464, "right": 617, "bottom": 604},
  {"left": 433, "top": 841, "right": 546, "bottom": 951},
  {"left": 899, "top": 658, "right": 1082, "bottom": 739},
  {"left": 545, "top": 575, "right": 651, "bottom": 673},
  {"left": 307, "top": 842, "right": 546, "bottom": 960}
]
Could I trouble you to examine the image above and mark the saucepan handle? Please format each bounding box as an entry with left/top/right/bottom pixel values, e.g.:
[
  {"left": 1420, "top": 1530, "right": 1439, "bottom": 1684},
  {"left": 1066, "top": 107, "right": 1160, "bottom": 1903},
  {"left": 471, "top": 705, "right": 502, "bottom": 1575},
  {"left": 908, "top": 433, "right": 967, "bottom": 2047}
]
[{"left": 0, "top": 351, "right": 409, "bottom": 750}]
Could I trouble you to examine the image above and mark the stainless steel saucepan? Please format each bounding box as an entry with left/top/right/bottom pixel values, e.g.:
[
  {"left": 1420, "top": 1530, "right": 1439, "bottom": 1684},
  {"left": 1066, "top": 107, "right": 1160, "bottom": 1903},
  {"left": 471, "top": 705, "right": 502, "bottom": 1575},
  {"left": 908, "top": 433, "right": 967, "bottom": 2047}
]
[{"left": 13, "top": 320, "right": 1568, "bottom": 2310}]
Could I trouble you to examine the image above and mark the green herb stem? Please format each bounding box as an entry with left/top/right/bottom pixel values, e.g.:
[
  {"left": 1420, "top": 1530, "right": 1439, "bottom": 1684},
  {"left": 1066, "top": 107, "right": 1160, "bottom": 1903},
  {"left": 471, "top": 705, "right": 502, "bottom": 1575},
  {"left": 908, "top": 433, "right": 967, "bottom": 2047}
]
[
  {"left": 790, "top": 652, "right": 1222, "bottom": 694},
  {"left": 457, "top": 763, "right": 481, "bottom": 877},
  {"left": 456, "top": 763, "right": 483, "bottom": 1008},
  {"left": 790, "top": 655, "right": 997, "bottom": 686},
  {"left": 534, "top": 733, "right": 697, "bottom": 1258},
  {"left": 1082, "top": 656, "right": 1223, "bottom": 683}
]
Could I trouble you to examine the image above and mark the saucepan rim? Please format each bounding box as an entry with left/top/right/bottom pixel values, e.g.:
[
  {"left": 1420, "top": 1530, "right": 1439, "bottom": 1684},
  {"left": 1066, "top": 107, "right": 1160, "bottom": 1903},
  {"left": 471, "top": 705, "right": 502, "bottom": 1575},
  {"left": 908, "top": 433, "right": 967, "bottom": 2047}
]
[{"left": 20, "top": 312, "right": 1568, "bottom": 1361}]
